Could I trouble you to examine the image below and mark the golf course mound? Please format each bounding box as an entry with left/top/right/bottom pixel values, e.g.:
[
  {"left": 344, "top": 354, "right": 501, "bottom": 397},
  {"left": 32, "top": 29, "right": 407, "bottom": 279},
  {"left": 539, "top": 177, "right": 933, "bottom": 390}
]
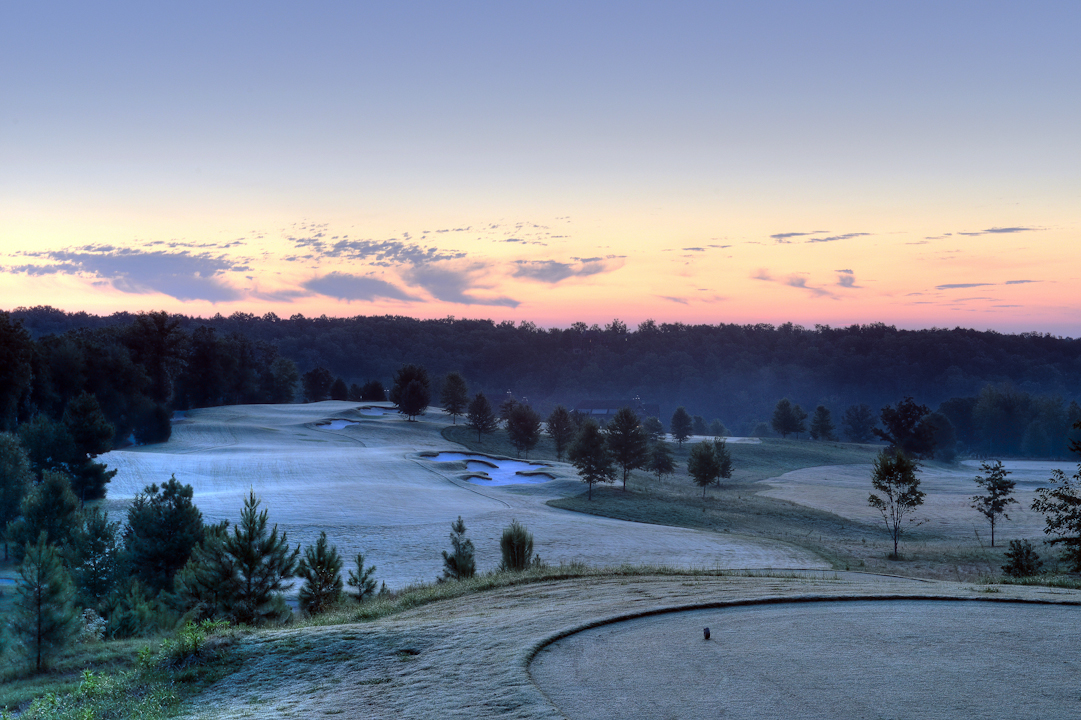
[{"left": 531, "top": 598, "right": 1081, "bottom": 720}]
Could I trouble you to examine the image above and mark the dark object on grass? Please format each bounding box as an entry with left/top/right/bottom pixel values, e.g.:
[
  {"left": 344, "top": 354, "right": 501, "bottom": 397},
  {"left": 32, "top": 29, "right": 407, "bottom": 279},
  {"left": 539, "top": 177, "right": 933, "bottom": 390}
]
[{"left": 703, "top": 627, "right": 710, "bottom": 640}]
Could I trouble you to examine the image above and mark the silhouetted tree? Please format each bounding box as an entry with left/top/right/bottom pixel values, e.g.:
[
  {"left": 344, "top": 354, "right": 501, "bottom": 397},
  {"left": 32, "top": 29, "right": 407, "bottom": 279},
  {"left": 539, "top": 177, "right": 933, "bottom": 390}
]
[
  {"left": 1002, "top": 539, "right": 1042, "bottom": 577},
  {"left": 0, "top": 432, "right": 32, "bottom": 557},
  {"left": 124, "top": 311, "right": 186, "bottom": 405},
  {"left": 842, "top": 403, "right": 877, "bottom": 443},
  {"left": 868, "top": 450, "right": 925, "bottom": 559},
  {"left": 605, "top": 407, "right": 649, "bottom": 490},
  {"left": 708, "top": 419, "right": 727, "bottom": 437},
  {"left": 971, "top": 460, "right": 1017, "bottom": 547},
  {"left": 267, "top": 357, "right": 299, "bottom": 403},
  {"left": 545, "top": 405, "right": 576, "bottom": 461},
  {"left": 670, "top": 407, "right": 693, "bottom": 447},
  {"left": 302, "top": 367, "right": 334, "bottom": 403},
  {"left": 567, "top": 419, "right": 615, "bottom": 500},
  {"left": 809, "top": 406, "right": 837, "bottom": 441},
  {"left": 1032, "top": 420, "right": 1081, "bottom": 571},
  {"left": 874, "top": 396, "right": 936, "bottom": 459},
  {"left": 62, "top": 392, "right": 117, "bottom": 500},
  {"left": 692, "top": 416, "right": 707, "bottom": 436},
  {"left": 17, "top": 415, "right": 78, "bottom": 481},
  {"left": 506, "top": 403, "right": 542, "bottom": 457},
  {"left": 467, "top": 393, "right": 499, "bottom": 442},
  {"left": 0, "top": 312, "right": 33, "bottom": 431},
  {"left": 329, "top": 377, "right": 348, "bottom": 401},
  {"left": 359, "top": 380, "right": 386, "bottom": 401},
  {"left": 391, "top": 364, "right": 431, "bottom": 420},
  {"left": 771, "top": 398, "right": 806, "bottom": 439},
  {"left": 924, "top": 412, "right": 958, "bottom": 462},
  {"left": 440, "top": 372, "right": 469, "bottom": 424}
]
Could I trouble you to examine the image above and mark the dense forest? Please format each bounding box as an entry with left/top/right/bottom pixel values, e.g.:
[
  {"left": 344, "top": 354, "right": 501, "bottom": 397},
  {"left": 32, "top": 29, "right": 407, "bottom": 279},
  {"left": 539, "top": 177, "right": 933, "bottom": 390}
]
[{"left": 3, "top": 306, "right": 1081, "bottom": 463}]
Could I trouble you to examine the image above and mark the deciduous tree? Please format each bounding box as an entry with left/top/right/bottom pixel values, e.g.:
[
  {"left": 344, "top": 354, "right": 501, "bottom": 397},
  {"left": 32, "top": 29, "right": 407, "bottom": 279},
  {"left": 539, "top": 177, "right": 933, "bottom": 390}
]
[
  {"left": 439, "top": 372, "right": 469, "bottom": 424},
  {"left": 605, "top": 407, "right": 649, "bottom": 490},
  {"left": 842, "top": 403, "right": 877, "bottom": 443},
  {"left": 567, "top": 419, "right": 615, "bottom": 500},
  {"left": 647, "top": 442, "right": 675, "bottom": 480},
  {"left": 670, "top": 407, "right": 693, "bottom": 447},
  {"left": 1032, "top": 420, "right": 1081, "bottom": 571},
  {"left": 688, "top": 441, "right": 721, "bottom": 499},
  {"left": 771, "top": 398, "right": 807, "bottom": 439},
  {"left": 874, "top": 396, "right": 936, "bottom": 459},
  {"left": 971, "top": 460, "right": 1017, "bottom": 547},
  {"left": 302, "top": 367, "right": 334, "bottom": 403},
  {"left": 506, "top": 403, "right": 542, "bottom": 457},
  {"left": 642, "top": 416, "right": 665, "bottom": 442},
  {"left": 391, "top": 364, "right": 431, "bottom": 421},
  {"left": 868, "top": 450, "right": 925, "bottom": 559},
  {"left": 328, "top": 377, "right": 348, "bottom": 401},
  {"left": 545, "top": 405, "right": 576, "bottom": 461}
]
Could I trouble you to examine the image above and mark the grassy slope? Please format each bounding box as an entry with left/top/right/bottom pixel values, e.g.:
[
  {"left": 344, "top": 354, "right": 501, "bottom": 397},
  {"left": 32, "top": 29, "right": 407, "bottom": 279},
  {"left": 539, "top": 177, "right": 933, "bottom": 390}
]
[{"left": 443, "top": 426, "right": 1019, "bottom": 580}]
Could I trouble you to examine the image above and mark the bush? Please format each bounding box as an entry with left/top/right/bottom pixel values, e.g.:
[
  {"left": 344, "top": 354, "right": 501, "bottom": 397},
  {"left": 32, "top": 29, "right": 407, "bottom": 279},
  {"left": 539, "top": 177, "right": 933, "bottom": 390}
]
[
  {"left": 499, "top": 519, "right": 538, "bottom": 572},
  {"left": 347, "top": 552, "right": 378, "bottom": 601},
  {"left": 1002, "top": 539, "right": 1043, "bottom": 577}
]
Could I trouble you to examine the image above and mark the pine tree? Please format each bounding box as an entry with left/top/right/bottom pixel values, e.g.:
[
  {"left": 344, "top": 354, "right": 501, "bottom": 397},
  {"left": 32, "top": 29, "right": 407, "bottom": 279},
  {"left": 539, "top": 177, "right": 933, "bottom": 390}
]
[
  {"left": 0, "top": 432, "right": 32, "bottom": 560},
  {"left": 297, "top": 531, "right": 343, "bottom": 615},
  {"left": 171, "top": 520, "right": 236, "bottom": 622},
  {"left": 62, "top": 392, "right": 117, "bottom": 501},
  {"left": 771, "top": 398, "right": 807, "bottom": 439},
  {"left": 670, "top": 407, "right": 693, "bottom": 447},
  {"left": 605, "top": 407, "right": 649, "bottom": 490},
  {"left": 225, "top": 491, "right": 299, "bottom": 626},
  {"left": 123, "top": 475, "right": 204, "bottom": 595},
  {"left": 567, "top": 420, "right": 616, "bottom": 500},
  {"left": 346, "top": 552, "right": 378, "bottom": 600},
  {"left": 15, "top": 533, "right": 80, "bottom": 672},
  {"left": 67, "top": 506, "right": 121, "bottom": 610},
  {"left": 440, "top": 372, "right": 469, "bottom": 424},
  {"left": 6, "top": 471, "right": 80, "bottom": 562},
  {"left": 441, "top": 516, "right": 476, "bottom": 581},
  {"left": 467, "top": 393, "right": 499, "bottom": 442},
  {"left": 545, "top": 406, "right": 576, "bottom": 461}
]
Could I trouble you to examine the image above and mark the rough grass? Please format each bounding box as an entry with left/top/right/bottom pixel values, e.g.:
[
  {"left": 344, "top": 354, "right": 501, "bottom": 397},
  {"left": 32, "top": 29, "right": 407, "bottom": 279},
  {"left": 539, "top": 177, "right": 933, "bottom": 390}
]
[{"left": 443, "top": 429, "right": 1056, "bottom": 582}]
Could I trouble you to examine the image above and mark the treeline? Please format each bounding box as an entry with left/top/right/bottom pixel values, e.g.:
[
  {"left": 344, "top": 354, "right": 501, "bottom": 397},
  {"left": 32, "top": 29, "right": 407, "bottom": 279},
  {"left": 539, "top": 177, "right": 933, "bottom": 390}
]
[{"left": 5, "top": 307, "right": 1081, "bottom": 457}]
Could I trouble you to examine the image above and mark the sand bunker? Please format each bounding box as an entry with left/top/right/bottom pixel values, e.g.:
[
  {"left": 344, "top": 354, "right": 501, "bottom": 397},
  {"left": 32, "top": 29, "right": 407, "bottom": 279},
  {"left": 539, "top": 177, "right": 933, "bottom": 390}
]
[
  {"left": 317, "top": 419, "right": 360, "bottom": 430},
  {"left": 426, "top": 452, "right": 553, "bottom": 486},
  {"left": 532, "top": 599, "right": 1081, "bottom": 720},
  {"left": 357, "top": 406, "right": 392, "bottom": 416}
]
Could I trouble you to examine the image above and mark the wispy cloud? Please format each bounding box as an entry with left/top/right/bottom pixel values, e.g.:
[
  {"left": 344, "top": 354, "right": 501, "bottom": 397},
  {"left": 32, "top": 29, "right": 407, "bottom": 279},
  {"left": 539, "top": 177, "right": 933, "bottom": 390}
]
[
  {"left": 785, "top": 275, "right": 837, "bottom": 298},
  {"left": 806, "top": 233, "right": 870, "bottom": 243},
  {"left": 658, "top": 296, "right": 689, "bottom": 304},
  {"left": 513, "top": 257, "right": 622, "bottom": 284},
  {"left": 771, "top": 231, "right": 829, "bottom": 243},
  {"left": 957, "top": 226, "right": 1041, "bottom": 237},
  {"left": 936, "top": 283, "right": 994, "bottom": 289},
  {"left": 302, "top": 272, "right": 417, "bottom": 302},
  {"left": 403, "top": 264, "right": 519, "bottom": 307},
  {"left": 6, "top": 246, "right": 243, "bottom": 302}
]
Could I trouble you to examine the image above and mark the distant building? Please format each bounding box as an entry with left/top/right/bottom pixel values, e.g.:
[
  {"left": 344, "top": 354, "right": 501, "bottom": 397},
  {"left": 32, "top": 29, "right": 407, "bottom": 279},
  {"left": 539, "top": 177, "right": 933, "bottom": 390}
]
[{"left": 573, "top": 399, "right": 660, "bottom": 424}]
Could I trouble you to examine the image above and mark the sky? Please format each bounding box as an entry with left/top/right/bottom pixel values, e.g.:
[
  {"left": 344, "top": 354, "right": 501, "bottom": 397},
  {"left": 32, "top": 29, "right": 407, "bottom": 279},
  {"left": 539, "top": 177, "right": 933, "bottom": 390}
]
[{"left": 2, "top": 1, "right": 1079, "bottom": 334}]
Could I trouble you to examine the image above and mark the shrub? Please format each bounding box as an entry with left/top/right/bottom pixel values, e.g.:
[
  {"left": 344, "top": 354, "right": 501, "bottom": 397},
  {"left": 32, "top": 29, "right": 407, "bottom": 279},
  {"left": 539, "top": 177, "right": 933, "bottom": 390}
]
[
  {"left": 441, "top": 516, "right": 476, "bottom": 581},
  {"left": 347, "top": 552, "right": 378, "bottom": 601},
  {"left": 297, "top": 531, "right": 343, "bottom": 615},
  {"left": 499, "top": 519, "right": 538, "bottom": 572},
  {"left": 1002, "top": 539, "right": 1043, "bottom": 577}
]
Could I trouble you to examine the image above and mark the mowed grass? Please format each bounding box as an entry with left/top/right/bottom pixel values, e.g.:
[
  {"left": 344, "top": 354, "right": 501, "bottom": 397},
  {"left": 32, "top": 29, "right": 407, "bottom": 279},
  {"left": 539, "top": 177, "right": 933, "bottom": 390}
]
[{"left": 445, "top": 426, "right": 1050, "bottom": 580}]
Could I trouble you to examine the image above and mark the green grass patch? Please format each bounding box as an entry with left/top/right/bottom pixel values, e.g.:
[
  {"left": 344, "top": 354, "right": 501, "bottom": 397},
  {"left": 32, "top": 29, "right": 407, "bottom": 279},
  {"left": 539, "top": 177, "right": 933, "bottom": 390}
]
[{"left": 994, "top": 574, "right": 1081, "bottom": 590}]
